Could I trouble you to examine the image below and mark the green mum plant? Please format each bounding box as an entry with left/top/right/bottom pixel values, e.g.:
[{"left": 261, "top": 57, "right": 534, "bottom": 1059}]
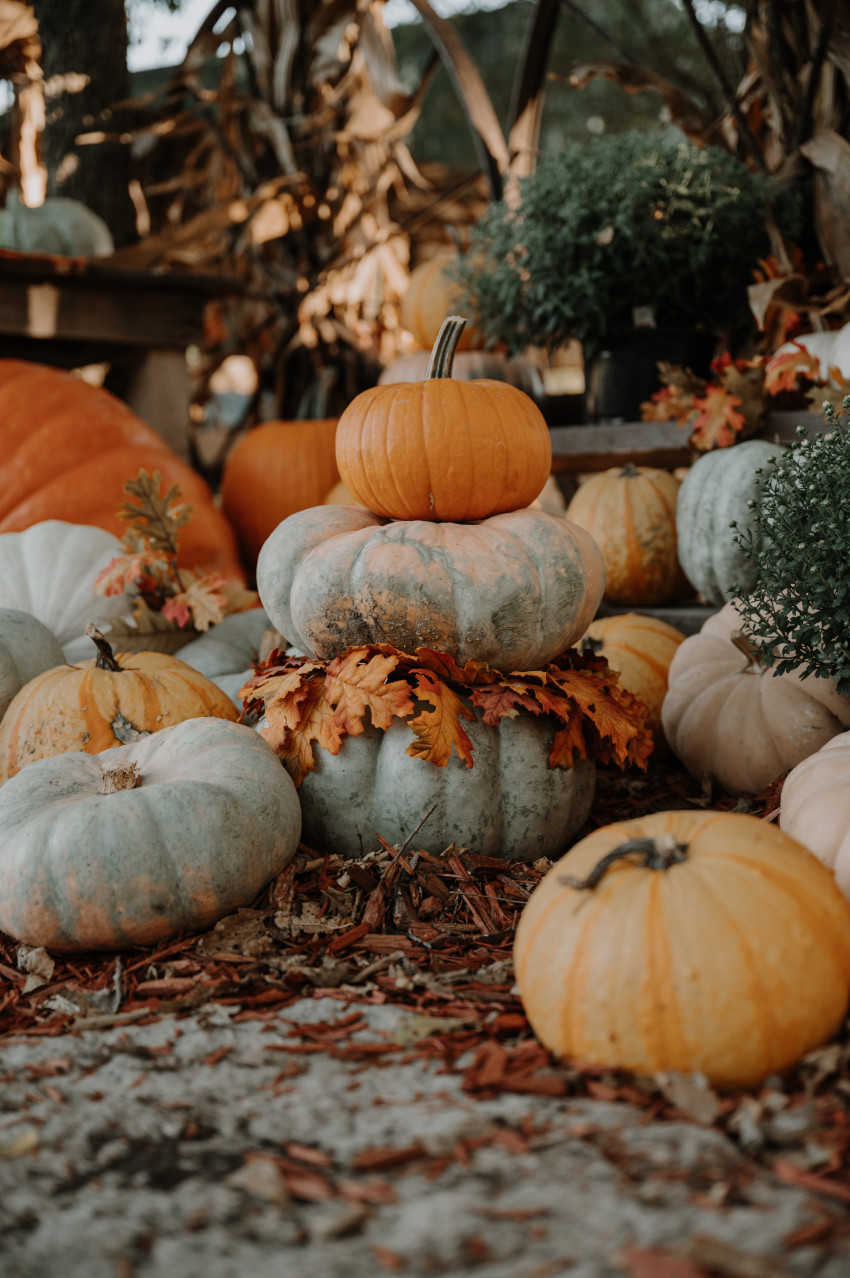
[
  {"left": 452, "top": 133, "right": 797, "bottom": 361},
  {"left": 731, "top": 397, "right": 850, "bottom": 695}
]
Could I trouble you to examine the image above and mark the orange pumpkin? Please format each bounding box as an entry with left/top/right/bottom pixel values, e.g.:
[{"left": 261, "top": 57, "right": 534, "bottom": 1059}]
[
  {"left": 401, "top": 252, "right": 485, "bottom": 351},
  {"left": 221, "top": 418, "right": 340, "bottom": 571},
  {"left": 0, "top": 360, "right": 243, "bottom": 582},
  {"left": 514, "top": 809, "right": 850, "bottom": 1089},
  {"left": 334, "top": 317, "right": 552, "bottom": 523},
  {"left": 0, "top": 626, "right": 238, "bottom": 782},
  {"left": 581, "top": 612, "right": 685, "bottom": 745},
  {"left": 565, "top": 463, "right": 686, "bottom": 606}
]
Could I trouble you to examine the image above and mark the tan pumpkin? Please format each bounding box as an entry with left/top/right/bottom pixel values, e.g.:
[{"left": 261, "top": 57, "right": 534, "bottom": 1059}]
[
  {"left": 514, "top": 809, "right": 850, "bottom": 1089},
  {"left": 401, "top": 252, "right": 485, "bottom": 351},
  {"left": 661, "top": 603, "right": 850, "bottom": 795},
  {"left": 0, "top": 626, "right": 238, "bottom": 782},
  {"left": 581, "top": 613, "right": 686, "bottom": 745},
  {"left": 565, "top": 463, "right": 686, "bottom": 606},
  {"left": 779, "top": 731, "right": 850, "bottom": 900},
  {"left": 221, "top": 418, "right": 339, "bottom": 571},
  {"left": 334, "top": 317, "right": 552, "bottom": 523}
]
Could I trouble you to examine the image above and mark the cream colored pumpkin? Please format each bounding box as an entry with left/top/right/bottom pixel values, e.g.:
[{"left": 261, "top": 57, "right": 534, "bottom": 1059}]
[
  {"left": 661, "top": 603, "right": 850, "bottom": 794},
  {"left": 779, "top": 731, "right": 850, "bottom": 900}
]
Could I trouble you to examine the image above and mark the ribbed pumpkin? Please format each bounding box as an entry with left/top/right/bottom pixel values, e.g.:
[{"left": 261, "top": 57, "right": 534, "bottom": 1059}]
[
  {"left": 676, "top": 440, "right": 784, "bottom": 605},
  {"left": 0, "top": 608, "right": 65, "bottom": 721},
  {"left": 178, "top": 608, "right": 273, "bottom": 708},
  {"left": 256, "top": 504, "right": 605, "bottom": 670},
  {"left": 514, "top": 809, "right": 850, "bottom": 1089},
  {"left": 0, "top": 627, "right": 239, "bottom": 782},
  {"left": 401, "top": 252, "right": 485, "bottom": 351},
  {"left": 779, "top": 732, "right": 850, "bottom": 900},
  {"left": 581, "top": 613, "right": 686, "bottom": 745},
  {"left": 334, "top": 317, "right": 552, "bottom": 523},
  {"left": 565, "top": 464, "right": 686, "bottom": 606},
  {"left": 221, "top": 418, "right": 340, "bottom": 570},
  {"left": 293, "top": 712, "right": 596, "bottom": 863},
  {"left": 0, "top": 361, "right": 243, "bottom": 582},
  {"left": 661, "top": 603, "right": 850, "bottom": 795},
  {"left": 0, "top": 718, "right": 301, "bottom": 952}
]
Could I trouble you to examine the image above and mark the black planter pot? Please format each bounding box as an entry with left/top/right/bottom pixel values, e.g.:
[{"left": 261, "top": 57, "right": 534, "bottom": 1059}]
[{"left": 587, "top": 328, "right": 717, "bottom": 423}]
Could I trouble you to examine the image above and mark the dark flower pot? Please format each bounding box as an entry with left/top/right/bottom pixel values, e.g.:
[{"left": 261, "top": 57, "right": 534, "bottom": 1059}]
[{"left": 588, "top": 328, "right": 717, "bottom": 423}]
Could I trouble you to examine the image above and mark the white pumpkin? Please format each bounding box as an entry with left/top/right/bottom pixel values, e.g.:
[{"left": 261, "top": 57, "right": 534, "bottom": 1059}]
[
  {"left": 287, "top": 710, "right": 595, "bottom": 862},
  {"left": 0, "top": 521, "right": 131, "bottom": 662},
  {"left": 661, "top": 602, "right": 850, "bottom": 795},
  {"left": 178, "top": 609, "right": 273, "bottom": 707},
  {"left": 0, "top": 717, "right": 302, "bottom": 951},
  {"left": 780, "top": 731, "right": 850, "bottom": 900},
  {"left": 0, "top": 607, "right": 65, "bottom": 720}
]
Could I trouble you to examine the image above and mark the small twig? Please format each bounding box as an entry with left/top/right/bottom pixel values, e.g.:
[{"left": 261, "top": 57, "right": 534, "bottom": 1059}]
[{"left": 398, "top": 802, "right": 439, "bottom": 864}]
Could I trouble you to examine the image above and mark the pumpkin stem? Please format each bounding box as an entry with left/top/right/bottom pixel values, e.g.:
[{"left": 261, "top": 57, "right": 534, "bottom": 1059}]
[
  {"left": 620, "top": 462, "right": 641, "bottom": 478},
  {"left": 86, "top": 624, "right": 123, "bottom": 672},
  {"left": 426, "top": 315, "right": 468, "bottom": 380},
  {"left": 99, "top": 762, "right": 141, "bottom": 794},
  {"left": 560, "top": 832, "right": 688, "bottom": 890},
  {"left": 730, "top": 629, "right": 762, "bottom": 668}
]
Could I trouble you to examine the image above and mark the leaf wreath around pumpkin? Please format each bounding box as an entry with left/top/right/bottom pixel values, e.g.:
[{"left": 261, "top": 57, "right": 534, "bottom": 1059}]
[{"left": 239, "top": 644, "right": 654, "bottom": 787}]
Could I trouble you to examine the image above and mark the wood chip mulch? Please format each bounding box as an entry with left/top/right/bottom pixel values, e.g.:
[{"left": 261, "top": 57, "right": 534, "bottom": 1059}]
[{"left": 3, "top": 756, "right": 850, "bottom": 1207}]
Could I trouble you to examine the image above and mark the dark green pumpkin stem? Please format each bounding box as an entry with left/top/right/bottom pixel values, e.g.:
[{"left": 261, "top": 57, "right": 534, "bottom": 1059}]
[
  {"left": 620, "top": 462, "right": 641, "bottom": 478},
  {"left": 426, "top": 315, "right": 468, "bottom": 379},
  {"left": 560, "top": 833, "right": 689, "bottom": 891},
  {"left": 86, "top": 623, "right": 123, "bottom": 671}
]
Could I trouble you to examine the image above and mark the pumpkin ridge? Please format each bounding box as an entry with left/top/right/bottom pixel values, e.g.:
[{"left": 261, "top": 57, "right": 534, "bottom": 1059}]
[{"left": 644, "top": 874, "right": 689, "bottom": 1070}]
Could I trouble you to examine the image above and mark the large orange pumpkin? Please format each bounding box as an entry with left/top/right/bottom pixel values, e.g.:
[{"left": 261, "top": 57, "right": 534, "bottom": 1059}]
[
  {"left": 334, "top": 317, "right": 552, "bottom": 523},
  {"left": 514, "top": 809, "right": 850, "bottom": 1089},
  {"left": 0, "top": 626, "right": 238, "bottom": 782},
  {"left": 565, "top": 463, "right": 686, "bottom": 606},
  {"left": 401, "top": 252, "right": 485, "bottom": 351},
  {"left": 220, "top": 417, "right": 340, "bottom": 571},
  {"left": 0, "top": 361, "right": 243, "bottom": 581}
]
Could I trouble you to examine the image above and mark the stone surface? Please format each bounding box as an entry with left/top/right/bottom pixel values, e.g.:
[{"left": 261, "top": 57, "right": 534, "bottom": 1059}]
[{"left": 2, "top": 997, "right": 848, "bottom": 1277}]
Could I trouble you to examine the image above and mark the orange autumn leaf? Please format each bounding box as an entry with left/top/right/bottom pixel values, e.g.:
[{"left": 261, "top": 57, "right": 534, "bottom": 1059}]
[
  {"left": 406, "top": 671, "right": 475, "bottom": 768},
  {"left": 468, "top": 682, "right": 542, "bottom": 726},
  {"left": 243, "top": 662, "right": 327, "bottom": 715},
  {"left": 324, "top": 647, "right": 414, "bottom": 734},
  {"left": 259, "top": 677, "right": 344, "bottom": 786},
  {"left": 415, "top": 647, "right": 498, "bottom": 686},
  {"left": 763, "top": 341, "right": 824, "bottom": 395},
  {"left": 549, "top": 705, "right": 589, "bottom": 767},
  {"left": 686, "top": 384, "right": 747, "bottom": 450}
]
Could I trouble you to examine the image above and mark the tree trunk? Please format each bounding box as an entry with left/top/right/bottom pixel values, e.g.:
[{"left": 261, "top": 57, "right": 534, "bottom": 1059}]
[{"left": 32, "top": 0, "right": 136, "bottom": 246}]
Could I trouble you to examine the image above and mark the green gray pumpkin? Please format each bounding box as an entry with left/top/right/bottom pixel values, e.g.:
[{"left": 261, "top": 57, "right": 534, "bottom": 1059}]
[
  {"left": 0, "top": 717, "right": 301, "bottom": 952},
  {"left": 0, "top": 191, "right": 114, "bottom": 257},
  {"left": 178, "top": 609, "right": 273, "bottom": 707},
  {"left": 0, "top": 608, "right": 65, "bottom": 720},
  {"left": 256, "top": 505, "right": 604, "bottom": 670},
  {"left": 676, "top": 440, "right": 784, "bottom": 606},
  {"left": 291, "top": 710, "right": 595, "bottom": 862}
]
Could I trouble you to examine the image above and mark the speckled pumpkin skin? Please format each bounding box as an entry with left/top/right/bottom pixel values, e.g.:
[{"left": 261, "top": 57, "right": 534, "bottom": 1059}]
[
  {"left": 289, "top": 710, "right": 595, "bottom": 862},
  {"left": 565, "top": 465, "right": 686, "bottom": 606},
  {"left": 0, "top": 649, "right": 239, "bottom": 782},
  {"left": 661, "top": 604, "right": 850, "bottom": 795},
  {"left": 256, "top": 505, "right": 605, "bottom": 669},
  {"left": 0, "top": 718, "right": 301, "bottom": 951}
]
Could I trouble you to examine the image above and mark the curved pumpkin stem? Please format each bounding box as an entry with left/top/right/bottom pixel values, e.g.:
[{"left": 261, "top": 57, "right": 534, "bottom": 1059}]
[
  {"left": 560, "top": 832, "right": 688, "bottom": 890},
  {"left": 99, "top": 762, "right": 141, "bottom": 794},
  {"left": 426, "top": 315, "right": 468, "bottom": 380},
  {"left": 730, "top": 629, "right": 763, "bottom": 669},
  {"left": 86, "top": 623, "right": 123, "bottom": 672},
  {"left": 620, "top": 462, "right": 641, "bottom": 479}
]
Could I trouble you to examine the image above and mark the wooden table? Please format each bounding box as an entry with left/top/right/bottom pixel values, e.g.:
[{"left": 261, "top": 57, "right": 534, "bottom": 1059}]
[{"left": 0, "top": 251, "right": 243, "bottom": 460}]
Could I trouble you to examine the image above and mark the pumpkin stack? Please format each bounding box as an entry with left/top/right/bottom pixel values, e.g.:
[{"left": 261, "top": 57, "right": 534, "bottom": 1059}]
[{"left": 252, "top": 316, "right": 627, "bottom": 862}]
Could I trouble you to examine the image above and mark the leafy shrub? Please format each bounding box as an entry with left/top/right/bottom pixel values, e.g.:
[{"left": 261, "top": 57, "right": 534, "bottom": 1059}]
[
  {"left": 731, "top": 398, "right": 850, "bottom": 695},
  {"left": 453, "top": 133, "right": 797, "bottom": 359}
]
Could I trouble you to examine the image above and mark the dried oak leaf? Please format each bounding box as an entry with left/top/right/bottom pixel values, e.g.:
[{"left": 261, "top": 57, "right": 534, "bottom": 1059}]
[
  {"left": 415, "top": 647, "right": 498, "bottom": 686},
  {"left": 763, "top": 341, "right": 824, "bottom": 395},
  {"left": 257, "top": 670, "right": 343, "bottom": 785},
  {"left": 685, "top": 384, "right": 747, "bottom": 450},
  {"left": 406, "top": 670, "right": 475, "bottom": 768},
  {"left": 118, "top": 469, "right": 193, "bottom": 555},
  {"left": 162, "top": 573, "right": 229, "bottom": 631},
  {"left": 468, "top": 681, "right": 542, "bottom": 726},
  {"left": 549, "top": 704, "right": 588, "bottom": 767},
  {"left": 547, "top": 669, "right": 653, "bottom": 768},
  {"left": 324, "top": 647, "right": 415, "bottom": 733}
]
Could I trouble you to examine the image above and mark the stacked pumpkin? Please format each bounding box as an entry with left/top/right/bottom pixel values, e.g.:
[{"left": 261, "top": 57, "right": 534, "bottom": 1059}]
[{"left": 253, "top": 316, "right": 617, "bottom": 861}]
